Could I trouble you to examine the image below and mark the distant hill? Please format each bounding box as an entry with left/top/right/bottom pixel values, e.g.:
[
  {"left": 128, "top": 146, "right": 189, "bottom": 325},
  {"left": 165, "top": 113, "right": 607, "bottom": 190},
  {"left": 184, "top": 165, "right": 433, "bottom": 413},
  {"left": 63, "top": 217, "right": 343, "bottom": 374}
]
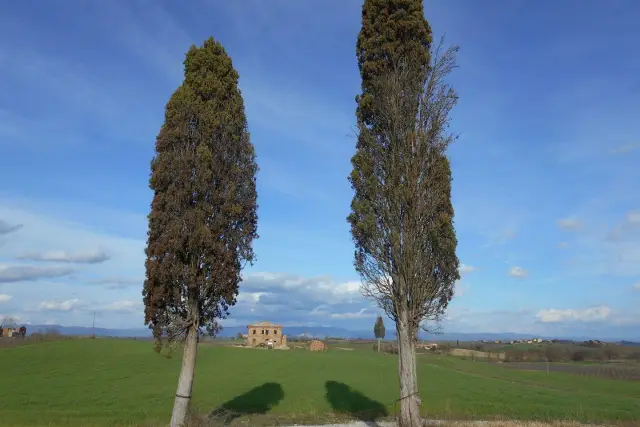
[
  {"left": 24, "top": 324, "right": 637, "bottom": 342},
  {"left": 27, "top": 325, "right": 152, "bottom": 338}
]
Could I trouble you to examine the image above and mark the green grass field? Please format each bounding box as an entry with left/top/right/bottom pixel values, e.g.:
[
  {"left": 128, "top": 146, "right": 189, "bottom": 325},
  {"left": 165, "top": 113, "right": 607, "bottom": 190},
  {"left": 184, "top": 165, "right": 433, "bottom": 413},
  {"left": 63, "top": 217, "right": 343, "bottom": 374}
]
[{"left": 0, "top": 339, "right": 639, "bottom": 426}]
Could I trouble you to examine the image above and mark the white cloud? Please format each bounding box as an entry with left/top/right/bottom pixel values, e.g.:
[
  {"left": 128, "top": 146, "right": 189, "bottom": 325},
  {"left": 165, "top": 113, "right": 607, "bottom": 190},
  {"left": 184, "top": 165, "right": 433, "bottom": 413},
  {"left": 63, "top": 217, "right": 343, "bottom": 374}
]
[
  {"left": 557, "top": 216, "right": 582, "bottom": 231},
  {"left": 508, "top": 266, "right": 528, "bottom": 278},
  {"left": 0, "top": 265, "right": 75, "bottom": 283},
  {"left": 229, "top": 272, "right": 371, "bottom": 326},
  {"left": 627, "top": 210, "right": 640, "bottom": 225},
  {"left": 330, "top": 308, "right": 375, "bottom": 319},
  {"left": 0, "top": 294, "right": 12, "bottom": 303},
  {"left": 102, "top": 300, "right": 141, "bottom": 314},
  {"left": 17, "top": 249, "right": 110, "bottom": 264},
  {"left": 459, "top": 264, "right": 476, "bottom": 275},
  {"left": 536, "top": 306, "right": 612, "bottom": 323},
  {"left": 38, "top": 299, "right": 85, "bottom": 312},
  {"left": 633, "top": 282, "right": 640, "bottom": 291},
  {"left": 241, "top": 272, "right": 362, "bottom": 304},
  {"left": 0, "top": 198, "right": 145, "bottom": 282},
  {"left": 89, "top": 277, "right": 142, "bottom": 289}
]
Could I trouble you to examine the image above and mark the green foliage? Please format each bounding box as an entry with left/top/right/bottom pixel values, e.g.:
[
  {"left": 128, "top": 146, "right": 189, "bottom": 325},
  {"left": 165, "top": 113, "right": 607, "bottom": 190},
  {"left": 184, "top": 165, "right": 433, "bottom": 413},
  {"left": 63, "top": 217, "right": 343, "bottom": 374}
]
[
  {"left": 348, "top": 0, "right": 460, "bottom": 333},
  {"left": 355, "top": 0, "right": 432, "bottom": 128},
  {"left": 1, "top": 340, "right": 639, "bottom": 425},
  {"left": 374, "top": 315, "right": 386, "bottom": 339},
  {"left": 144, "top": 37, "right": 258, "bottom": 351}
]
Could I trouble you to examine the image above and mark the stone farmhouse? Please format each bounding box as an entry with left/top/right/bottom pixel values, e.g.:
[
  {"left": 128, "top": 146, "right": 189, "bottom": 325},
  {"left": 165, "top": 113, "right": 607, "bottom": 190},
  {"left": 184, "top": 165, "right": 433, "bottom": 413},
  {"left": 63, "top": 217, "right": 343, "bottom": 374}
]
[
  {"left": 246, "top": 321, "right": 287, "bottom": 348},
  {"left": 417, "top": 342, "right": 438, "bottom": 350},
  {"left": 1, "top": 327, "right": 16, "bottom": 338}
]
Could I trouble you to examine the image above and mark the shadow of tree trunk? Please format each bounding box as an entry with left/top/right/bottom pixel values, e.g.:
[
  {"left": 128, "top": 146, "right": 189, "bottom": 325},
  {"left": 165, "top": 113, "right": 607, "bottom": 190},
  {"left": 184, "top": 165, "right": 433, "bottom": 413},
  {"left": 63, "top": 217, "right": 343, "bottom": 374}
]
[
  {"left": 325, "top": 380, "right": 388, "bottom": 422},
  {"left": 208, "top": 382, "right": 284, "bottom": 425}
]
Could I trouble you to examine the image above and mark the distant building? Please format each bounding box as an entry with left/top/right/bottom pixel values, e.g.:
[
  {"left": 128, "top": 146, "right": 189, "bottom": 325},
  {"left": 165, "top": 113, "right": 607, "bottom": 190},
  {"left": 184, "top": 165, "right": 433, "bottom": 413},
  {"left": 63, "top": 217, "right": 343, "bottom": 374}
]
[
  {"left": 417, "top": 342, "right": 438, "bottom": 350},
  {"left": 246, "top": 321, "right": 287, "bottom": 348},
  {"left": 309, "top": 340, "right": 326, "bottom": 352},
  {"left": 1, "top": 327, "right": 16, "bottom": 338}
]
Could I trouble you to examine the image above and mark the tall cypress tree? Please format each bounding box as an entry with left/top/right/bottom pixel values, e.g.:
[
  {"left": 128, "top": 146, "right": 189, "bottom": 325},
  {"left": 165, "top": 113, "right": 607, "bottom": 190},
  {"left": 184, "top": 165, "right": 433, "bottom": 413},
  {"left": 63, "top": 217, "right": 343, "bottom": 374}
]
[
  {"left": 355, "top": 0, "right": 432, "bottom": 129},
  {"left": 349, "top": 1, "right": 460, "bottom": 425},
  {"left": 374, "top": 315, "right": 386, "bottom": 340},
  {"left": 374, "top": 315, "right": 386, "bottom": 353},
  {"left": 143, "top": 37, "right": 258, "bottom": 427}
]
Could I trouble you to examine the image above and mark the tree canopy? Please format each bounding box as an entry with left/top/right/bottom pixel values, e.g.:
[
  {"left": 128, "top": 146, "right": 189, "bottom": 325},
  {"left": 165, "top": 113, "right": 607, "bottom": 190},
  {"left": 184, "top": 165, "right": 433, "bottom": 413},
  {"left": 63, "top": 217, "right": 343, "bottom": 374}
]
[
  {"left": 348, "top": 1, "right": 460, "bottom": 425},
  {"left": 143, "top": 37, "right": 258, "bottom": 426},
  {"left": 349, "top": 0, "right": 459, "bottom": 341},
  {"left": 143, "top": 37, "right": 258, "bottom": 347},
  {"left": 374, "top": 315, "right": 386, "bottom": 339}
]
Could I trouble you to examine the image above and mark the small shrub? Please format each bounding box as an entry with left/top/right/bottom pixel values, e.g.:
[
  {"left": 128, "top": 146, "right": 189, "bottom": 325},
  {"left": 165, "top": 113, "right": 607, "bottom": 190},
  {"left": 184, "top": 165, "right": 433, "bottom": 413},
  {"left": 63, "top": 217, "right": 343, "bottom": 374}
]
[
  {"left": 571, "top": 350, "right": 587, "bottom": 361},
  {"left": 439, "top": 343, "right": 452, "bottom": 355},
  {"left": 505, "top": 348, "right": 524, "bottom": 362},
  {"left": 604, "top": 347, "right": 618, "bottom": 360},
  {"left": 627, "top": 351, "right": 640, "bottom": 362},
  {"left": 381, "top": 342, "right": 398, "bottom": 355},
  {"left": 545, "top": 345, "right": 568, "bottom": 362}
]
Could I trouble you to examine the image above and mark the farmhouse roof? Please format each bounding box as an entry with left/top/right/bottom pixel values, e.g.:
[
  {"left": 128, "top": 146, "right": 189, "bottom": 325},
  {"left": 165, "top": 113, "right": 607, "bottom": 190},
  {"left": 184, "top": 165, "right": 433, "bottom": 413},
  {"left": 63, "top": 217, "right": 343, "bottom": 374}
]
[{"left": 248, "top": 321, "right": 283, "bottom": 328}]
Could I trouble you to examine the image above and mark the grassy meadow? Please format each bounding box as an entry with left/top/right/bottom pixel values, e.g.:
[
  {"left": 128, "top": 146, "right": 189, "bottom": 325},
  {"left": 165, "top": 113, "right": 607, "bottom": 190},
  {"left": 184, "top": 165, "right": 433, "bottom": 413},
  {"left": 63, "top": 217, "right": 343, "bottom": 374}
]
[{"left": 0, "top": 339, "right": 639, "bottom": 426}]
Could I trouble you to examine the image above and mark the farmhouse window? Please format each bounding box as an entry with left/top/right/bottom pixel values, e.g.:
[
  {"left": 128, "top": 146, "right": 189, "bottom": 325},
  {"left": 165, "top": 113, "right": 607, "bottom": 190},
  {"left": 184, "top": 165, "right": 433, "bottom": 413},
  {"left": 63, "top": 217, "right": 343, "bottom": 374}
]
[
  {"left": 274, "top": 330, "right": 278, "bottom": 335},
  {"left": 266, "top": 330, "right": 269, "bottom": 335},
  {"left": 261, "top": 329, "right": 264, "bottom": 334},
  {"left": 253, "top": 329, "right": 256, "bottom": 335}
]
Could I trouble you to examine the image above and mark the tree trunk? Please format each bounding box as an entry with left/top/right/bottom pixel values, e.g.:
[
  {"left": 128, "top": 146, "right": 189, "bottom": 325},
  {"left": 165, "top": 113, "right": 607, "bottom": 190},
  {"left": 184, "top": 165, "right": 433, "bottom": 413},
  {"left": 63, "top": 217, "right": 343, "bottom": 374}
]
[
  {"left": 396, "top": 311, "right": 421, "bottom": 427},
  {"left": 377, "top": 337, "right": 381, "bottom": 353},
  {"left": 170, "top": 322, "right": 199, "bottom": 427}
]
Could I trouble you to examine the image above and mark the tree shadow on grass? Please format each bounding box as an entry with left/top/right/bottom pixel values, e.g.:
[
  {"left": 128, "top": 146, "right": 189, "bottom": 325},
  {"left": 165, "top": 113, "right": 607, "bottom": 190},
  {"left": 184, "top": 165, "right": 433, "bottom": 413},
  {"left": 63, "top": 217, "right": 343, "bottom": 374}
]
[
  {"left": 208, "top": 382, "right": 284, "bottom": 425},
  {"left": 325, "top": 380, "right": 388, "bottom": 423}
]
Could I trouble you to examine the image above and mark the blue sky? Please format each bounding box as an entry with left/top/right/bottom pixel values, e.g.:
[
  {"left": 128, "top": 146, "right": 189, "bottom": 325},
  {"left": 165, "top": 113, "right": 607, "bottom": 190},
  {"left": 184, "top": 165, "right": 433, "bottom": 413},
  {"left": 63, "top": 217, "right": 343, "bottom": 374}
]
[{"left": 1, "top": 0, "right": 639, "bottom": 340}]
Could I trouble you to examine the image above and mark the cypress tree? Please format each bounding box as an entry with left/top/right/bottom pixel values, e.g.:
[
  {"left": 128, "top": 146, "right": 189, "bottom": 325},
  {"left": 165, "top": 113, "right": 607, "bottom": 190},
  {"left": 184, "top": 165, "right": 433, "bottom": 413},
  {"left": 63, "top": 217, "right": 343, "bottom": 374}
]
[
  {"left": 374, "top": 315, "right": 386, "bottom": 340},
  {"left": 356, "top": 0, "right": 432, "bottom": 129},
  {"left": 374, "top": 315, "right": 386, "bottom": 352},
  {"left": 143, "top": 37, "right": 258, "bottom": 427},
  {"left": 349, "top": 1, "right": 460, "bottom": 425}
]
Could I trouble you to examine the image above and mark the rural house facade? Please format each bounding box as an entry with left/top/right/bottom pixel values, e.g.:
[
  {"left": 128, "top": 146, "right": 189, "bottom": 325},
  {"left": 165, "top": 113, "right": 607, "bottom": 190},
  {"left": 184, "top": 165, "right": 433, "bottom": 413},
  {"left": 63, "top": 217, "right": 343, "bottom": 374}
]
[
  {"left": 1, "top": 327, "right": 16, "bottom": 338},
  {"left": 246, "top": 321, "right": 287, "bottom": 348}
]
